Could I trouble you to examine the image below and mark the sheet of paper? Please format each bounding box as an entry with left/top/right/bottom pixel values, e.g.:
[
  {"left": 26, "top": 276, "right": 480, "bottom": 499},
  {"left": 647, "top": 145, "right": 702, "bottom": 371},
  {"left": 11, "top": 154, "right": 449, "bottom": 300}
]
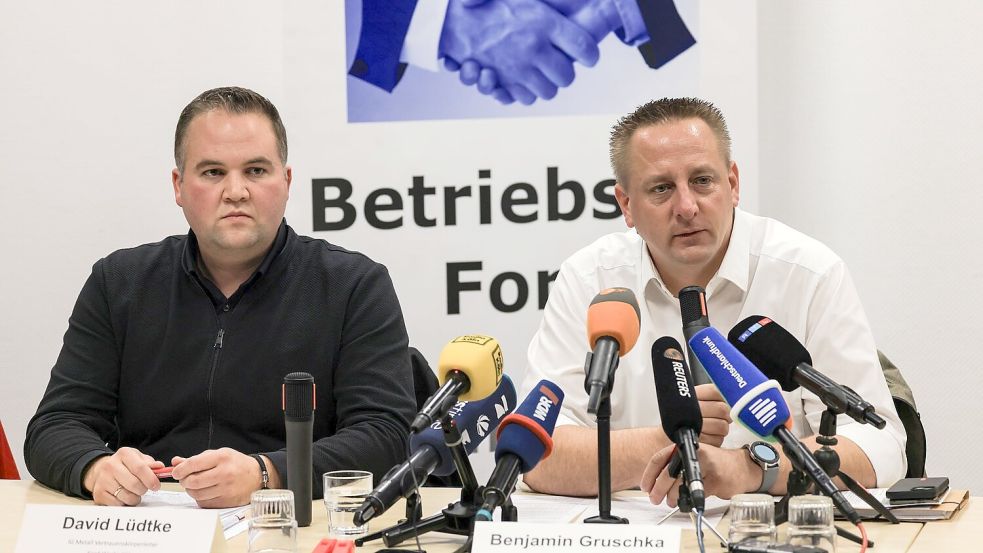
[
  {"left": 508, "top": 492, "right": 728, "bottom": 531},
  {"left": 507, "top": 494, "right": 593, "bottom": 523},
  {"left": 139, "top": 490, "right": 249, "bottom": 539},
  {"left": 608, "top": 495, "right": 728, "bottom": 530}
]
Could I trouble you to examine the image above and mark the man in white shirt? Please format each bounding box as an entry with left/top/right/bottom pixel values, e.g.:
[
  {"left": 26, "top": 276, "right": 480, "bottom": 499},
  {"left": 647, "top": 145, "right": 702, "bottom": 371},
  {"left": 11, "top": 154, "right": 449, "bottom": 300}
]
[{"left": 520, "top": 98, "right": 906, "bottom": 504}]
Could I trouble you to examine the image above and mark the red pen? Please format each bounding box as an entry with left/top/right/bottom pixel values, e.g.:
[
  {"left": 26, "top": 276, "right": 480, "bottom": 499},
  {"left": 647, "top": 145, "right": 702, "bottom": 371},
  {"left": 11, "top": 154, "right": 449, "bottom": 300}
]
[{"left": 152, "top": 466, "right": 174, "bottom": 479}]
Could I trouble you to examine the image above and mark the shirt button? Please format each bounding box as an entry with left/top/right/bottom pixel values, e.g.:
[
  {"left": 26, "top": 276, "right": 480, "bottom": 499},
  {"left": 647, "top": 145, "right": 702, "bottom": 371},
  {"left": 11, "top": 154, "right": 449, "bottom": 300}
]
[{"left": 223, "top": 304, "right": 230, "bottom": 312}]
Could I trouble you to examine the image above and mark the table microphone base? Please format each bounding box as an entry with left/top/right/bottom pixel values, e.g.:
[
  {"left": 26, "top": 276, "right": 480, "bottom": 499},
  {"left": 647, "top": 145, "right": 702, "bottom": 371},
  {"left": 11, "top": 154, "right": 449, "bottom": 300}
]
[{"left": 583, "top": 514, "right": 629, "bottom": 524}]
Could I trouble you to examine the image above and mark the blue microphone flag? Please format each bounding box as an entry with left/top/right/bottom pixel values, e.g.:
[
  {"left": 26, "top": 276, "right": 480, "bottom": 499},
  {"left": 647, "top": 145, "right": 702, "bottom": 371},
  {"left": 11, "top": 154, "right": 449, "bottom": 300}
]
[
  {"left": 495, "top": 380, "right": 564, "bottom": 472},
  {"left": 410, "top": 374, "right": 516, "bottom": 476},
  {"left": 688, "top": 327, "right": 790, "bottom": 438}
]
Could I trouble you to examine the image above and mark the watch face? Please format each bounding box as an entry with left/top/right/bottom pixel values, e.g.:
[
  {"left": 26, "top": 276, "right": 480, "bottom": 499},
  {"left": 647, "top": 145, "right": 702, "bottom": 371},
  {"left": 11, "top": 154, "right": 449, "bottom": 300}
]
[{"left": 751, "top": 442, "right": 779, "bottom": 463}]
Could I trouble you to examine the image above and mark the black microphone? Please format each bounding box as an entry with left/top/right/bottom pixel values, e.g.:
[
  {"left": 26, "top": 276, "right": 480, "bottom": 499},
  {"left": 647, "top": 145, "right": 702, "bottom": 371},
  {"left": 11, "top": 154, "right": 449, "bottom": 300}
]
[
  {"left": 283, "top": 372, "right": 314, "bottom": 527},
  {"left": 410, "top": 335, "right": 504, "bottom": 433},
  {"left": 728, "top": 316, "right": 885, "bottom": 428},
  {"left": 475, "top": 379, "right": 565, "bottom": 520},
  {"left": 652, "top": 336, "right": 705, "bottom": 511},
  {"left": 668, "top": 286, "right": 713, "bottom": 478},
  {"left": 584, "top": 288, "right": 641, "bottom": 414},
  {"left": 678, "top": 286, "right": 712, "bottom": 385},
  {"left": 689, "top": 327, "right": 862, "bottom": 524},
  {"left": 352, "top": 375, "right": 517, "bottom": 526}
]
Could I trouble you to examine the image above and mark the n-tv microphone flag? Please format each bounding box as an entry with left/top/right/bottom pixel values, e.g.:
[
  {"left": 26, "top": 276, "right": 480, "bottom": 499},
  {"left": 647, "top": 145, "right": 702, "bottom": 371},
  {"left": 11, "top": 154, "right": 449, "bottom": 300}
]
[
  {"left": 476, "top": 379, "right": 564, "bottom": 520},
  {"left": 687, "top": 327, "right": 789, "bottom": 439},
  {"left": 353, "top": 375, "right": 516, "bottom": 526},
  {"left": 729, "top": 316, "right": 815, "bottom": 392},
  {"left": 728, "top": 315, "right": 885, "bottom": 428}
]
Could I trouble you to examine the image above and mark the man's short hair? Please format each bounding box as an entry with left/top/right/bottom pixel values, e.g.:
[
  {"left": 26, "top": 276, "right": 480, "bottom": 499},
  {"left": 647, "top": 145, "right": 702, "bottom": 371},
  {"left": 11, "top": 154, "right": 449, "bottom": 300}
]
[
  {"left": 174, "top": 86, "right": 288, "bottom": 174},
  {"left": 609, "top": 97, "right": 732, "bottom": 187}
]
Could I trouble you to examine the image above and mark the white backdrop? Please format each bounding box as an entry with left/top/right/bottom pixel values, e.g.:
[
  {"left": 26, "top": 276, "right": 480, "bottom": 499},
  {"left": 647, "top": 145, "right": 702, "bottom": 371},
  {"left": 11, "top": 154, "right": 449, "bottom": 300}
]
[
  {"left": 757, "top": 0, "right": 983, "bottom": 493},
  {"left": 1, "top": 1, "right": 978, "bottom": 491}
]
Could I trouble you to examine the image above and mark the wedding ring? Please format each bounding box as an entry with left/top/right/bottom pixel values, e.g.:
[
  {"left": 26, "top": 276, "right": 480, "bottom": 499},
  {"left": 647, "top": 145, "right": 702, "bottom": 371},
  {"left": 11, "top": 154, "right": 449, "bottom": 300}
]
[{"left": 112, "top": 484, "right": 124, "bottom": 499}]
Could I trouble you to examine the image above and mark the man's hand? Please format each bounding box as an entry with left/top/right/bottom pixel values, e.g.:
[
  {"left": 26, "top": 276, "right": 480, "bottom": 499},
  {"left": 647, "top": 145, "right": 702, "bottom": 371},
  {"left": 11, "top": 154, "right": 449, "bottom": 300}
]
[
  {"left": 170, "top": 448, "right": 268, "bottom": 508},
  {"left": 445, "top": 0, "right": 628, "bottom": 103},
  {"left": 440, "top": 0, "right": 600, "bottom": 104},
  {"left": 641, "top": 443, "right": 759, "bottom": 507},
  {"left": 82, "top": 447, "right": 164, "bottom": 506},
  {"left": 695, "top": 383, "right": 731, "bottom": 447}
]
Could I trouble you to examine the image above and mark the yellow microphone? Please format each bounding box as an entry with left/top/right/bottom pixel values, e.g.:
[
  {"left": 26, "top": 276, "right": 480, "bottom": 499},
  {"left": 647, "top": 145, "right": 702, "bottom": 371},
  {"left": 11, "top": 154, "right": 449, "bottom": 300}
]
[{"left": 410, "top": 335, "right": 505, "bottom": 433}]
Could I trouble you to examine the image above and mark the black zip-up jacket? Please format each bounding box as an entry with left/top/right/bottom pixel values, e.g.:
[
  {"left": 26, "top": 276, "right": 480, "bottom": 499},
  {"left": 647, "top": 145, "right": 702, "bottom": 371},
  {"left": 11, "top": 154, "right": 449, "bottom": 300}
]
[{"left": 25, "top": 222, "right": 415, "bottom": 499}]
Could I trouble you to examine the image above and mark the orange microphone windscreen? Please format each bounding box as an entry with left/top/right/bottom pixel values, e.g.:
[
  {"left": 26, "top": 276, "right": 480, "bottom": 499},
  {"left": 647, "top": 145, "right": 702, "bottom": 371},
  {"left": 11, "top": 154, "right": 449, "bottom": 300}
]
[{"left": 586, "top": 287, "right": 641, "bottom": 354}]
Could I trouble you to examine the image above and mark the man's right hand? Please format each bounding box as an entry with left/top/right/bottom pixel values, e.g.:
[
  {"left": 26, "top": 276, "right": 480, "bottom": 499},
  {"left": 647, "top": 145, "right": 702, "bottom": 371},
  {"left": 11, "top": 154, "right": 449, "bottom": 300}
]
[
  {"left": 82, "top": 447, "right": 164, "bottom": 506},
  {"left": 695, "top": 383, "right": 731, "bottom": 447}
]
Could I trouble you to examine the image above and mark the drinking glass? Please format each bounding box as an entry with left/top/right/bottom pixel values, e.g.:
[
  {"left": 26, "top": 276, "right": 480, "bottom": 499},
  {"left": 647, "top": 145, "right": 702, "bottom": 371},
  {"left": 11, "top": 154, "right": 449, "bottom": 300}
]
[
  {"left": 323, "top": 470, "right": 373, "bottom": 536},
  {"left": 728, "top": 493, "right": 777, "bottom": 545},
  {"left": 787, "top": 494, "right": 837, "bottom": 552},
  {"left": 248, "top": 489, "right": 297, "bottom": 553}
]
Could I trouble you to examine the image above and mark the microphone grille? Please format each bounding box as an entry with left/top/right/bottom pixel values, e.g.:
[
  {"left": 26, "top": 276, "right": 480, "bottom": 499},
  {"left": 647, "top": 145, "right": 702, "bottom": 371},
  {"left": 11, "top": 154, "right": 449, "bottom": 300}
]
[
  {"left": 283, "top": 372, "right": 315, "bottom": 418},
  {"left": 678, "top": 286, "right": 707, "bottom": 325}
]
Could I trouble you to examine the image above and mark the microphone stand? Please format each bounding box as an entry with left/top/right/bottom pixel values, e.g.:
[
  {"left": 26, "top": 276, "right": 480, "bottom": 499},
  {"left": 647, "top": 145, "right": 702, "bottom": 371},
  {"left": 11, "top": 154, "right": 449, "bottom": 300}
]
[
  {"left": 583, "top": 353, "right": 628, "bottom": 524},
  {"left": 775, "top": 409, "right": 897, "bottom": 547},
  {"left": 354, "top": 410, "right": 516, "bottom": 553}
]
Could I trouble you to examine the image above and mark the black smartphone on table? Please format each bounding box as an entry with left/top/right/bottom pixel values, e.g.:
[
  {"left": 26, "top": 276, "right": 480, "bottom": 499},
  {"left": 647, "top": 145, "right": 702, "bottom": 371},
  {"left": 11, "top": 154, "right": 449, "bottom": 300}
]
[{"left": 885, "top": 477, "right": 949, "bottom": 503}]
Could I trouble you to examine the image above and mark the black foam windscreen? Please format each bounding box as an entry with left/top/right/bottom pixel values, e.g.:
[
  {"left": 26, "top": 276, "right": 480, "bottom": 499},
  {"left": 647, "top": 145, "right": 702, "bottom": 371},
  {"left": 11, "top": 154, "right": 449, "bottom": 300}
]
[
  {"left": 678, "top": 286, "right": 709, "bottom": 327},
  {"left": 727, "top": 316, "right": 811, "bottom": 392},
  {"left": 651, "top": 336, "right": 702, "bottom": 437}
]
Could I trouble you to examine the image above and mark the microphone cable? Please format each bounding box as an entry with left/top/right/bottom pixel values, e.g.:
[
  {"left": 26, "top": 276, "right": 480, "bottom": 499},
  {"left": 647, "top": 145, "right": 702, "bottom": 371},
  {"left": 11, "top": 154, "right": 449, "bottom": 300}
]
[
  {"left": 404, "top": 436, "right": 426, "bottom": 553},
  {"left": 857, "top": 521, "right": 868, "bottom": 553},
  {"left": 693, "top": 509, "right": 706, "bottom": 553}
]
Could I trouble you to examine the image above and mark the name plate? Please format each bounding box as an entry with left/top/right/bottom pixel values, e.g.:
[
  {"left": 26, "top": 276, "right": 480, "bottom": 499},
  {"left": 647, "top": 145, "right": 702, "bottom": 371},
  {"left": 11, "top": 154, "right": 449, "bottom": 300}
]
[
  {"left": 472, "top": 521, "right": 681, "bottom": 553},
  {"left": 15, "top": 504, "right": 222, "bottom": 553}
]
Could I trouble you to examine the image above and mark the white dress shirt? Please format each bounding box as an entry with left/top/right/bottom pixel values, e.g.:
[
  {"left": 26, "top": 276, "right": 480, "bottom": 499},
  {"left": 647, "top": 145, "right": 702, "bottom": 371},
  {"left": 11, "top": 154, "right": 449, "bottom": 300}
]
[{"left": 521, "top": 208, "right": 907, "bottom": 486}]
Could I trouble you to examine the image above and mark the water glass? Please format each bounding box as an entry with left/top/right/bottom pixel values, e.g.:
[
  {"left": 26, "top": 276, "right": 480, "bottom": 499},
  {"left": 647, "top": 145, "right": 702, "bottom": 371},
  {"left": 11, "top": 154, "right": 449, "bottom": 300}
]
[
  {"left": 248, "top": 489, "right": 298, "bottom": 553},
  {"left": 728, "top": 493, "right": 777, "bottom": 545},
  {"left": 787, "top": 494, "right": 837, "bottom": 552},
  {"left": 323, "top": 470, "right": 373, "bottom": 536}
]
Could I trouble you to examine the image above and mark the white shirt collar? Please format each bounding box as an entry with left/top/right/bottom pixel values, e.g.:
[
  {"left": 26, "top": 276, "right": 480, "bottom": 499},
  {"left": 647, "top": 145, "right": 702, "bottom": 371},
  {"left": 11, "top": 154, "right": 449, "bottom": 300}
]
[
  {"left": 711, "top": 207, "right": 751, "bottom": 295},
  {"left": 636, "top": 208, "right": 751, "bottom": 299}
]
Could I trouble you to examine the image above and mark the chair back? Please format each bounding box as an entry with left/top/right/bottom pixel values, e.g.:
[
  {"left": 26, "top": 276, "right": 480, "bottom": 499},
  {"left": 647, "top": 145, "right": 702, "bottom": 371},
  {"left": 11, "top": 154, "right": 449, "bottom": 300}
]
[{"left": 878, "top": 350, "right": 926, "bottom": 478}]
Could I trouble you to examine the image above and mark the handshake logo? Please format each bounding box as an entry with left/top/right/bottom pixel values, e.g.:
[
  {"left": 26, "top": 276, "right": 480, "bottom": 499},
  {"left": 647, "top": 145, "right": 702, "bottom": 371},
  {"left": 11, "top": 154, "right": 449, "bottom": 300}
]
[{"left": 348, "top": 0, "right": 696, "bottom": 106}]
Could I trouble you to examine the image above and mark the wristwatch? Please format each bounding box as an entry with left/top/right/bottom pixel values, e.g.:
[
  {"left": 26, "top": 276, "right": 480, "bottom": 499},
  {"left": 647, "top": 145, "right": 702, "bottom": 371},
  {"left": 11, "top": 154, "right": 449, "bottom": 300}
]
[{"left": 744, "top": 441, "right": 779, "bottom": 493}]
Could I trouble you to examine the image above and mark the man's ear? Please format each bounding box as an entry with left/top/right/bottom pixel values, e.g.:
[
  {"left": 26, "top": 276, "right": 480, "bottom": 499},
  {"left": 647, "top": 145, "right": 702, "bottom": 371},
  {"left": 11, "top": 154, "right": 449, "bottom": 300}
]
[
  {"left": 614, "top": 183, "right": 634, "bottom": 228},
  {"left": 172, "top": 168, "right": 183, "bottom": 207},
  {"left": 728, "top": 161, "right": 740, "bottom": 207}
]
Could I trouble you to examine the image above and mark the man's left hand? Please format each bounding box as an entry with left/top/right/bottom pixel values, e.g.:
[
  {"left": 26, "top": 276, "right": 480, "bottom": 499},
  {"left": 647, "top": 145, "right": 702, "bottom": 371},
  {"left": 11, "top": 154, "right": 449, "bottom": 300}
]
[
  {"left": 169, "top": 448, "right": 263, "bottom": 508},
  {"left": 640, "top": 443, "right": 759, "bottom": 507}
]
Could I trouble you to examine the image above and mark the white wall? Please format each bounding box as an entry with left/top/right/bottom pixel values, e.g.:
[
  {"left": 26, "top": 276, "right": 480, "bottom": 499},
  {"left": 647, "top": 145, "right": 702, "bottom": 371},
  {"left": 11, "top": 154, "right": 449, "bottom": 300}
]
[
  {"left": 0, "top": 1, "right": 759, "bottom": 482},
  {"left": 758, "top": 0, "right": 983, "bottom": 489},
  {"left": 3, "top": 1, "right": 976, "bottom": 493},
  {"left": 0, "top": 1, "right": 286, "bottom": 477}
]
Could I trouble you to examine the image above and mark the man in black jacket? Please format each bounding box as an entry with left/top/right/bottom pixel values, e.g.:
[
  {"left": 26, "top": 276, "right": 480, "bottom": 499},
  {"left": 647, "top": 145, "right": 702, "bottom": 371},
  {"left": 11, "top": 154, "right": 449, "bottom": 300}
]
[{"left": 25, "top": 87, "right": 416, "bottom": 508}]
